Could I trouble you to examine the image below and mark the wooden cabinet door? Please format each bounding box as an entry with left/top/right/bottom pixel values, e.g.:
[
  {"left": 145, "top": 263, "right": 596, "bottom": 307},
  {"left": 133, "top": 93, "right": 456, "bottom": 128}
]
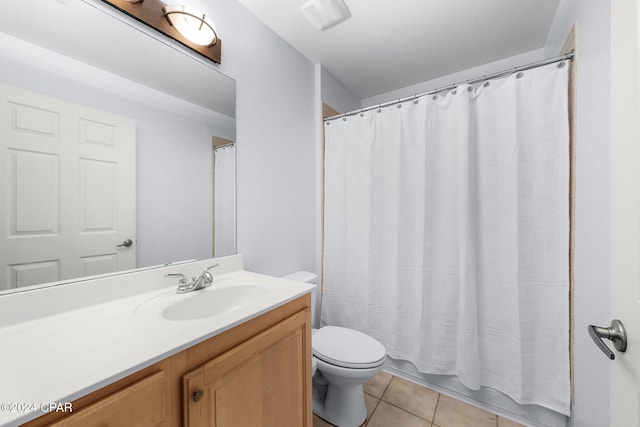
[
  {"left": 183, "top": 310, "right": 311, "bottom": 427},
  {"left": 48, "top": 371, "right": 166, "bottom": 427}
]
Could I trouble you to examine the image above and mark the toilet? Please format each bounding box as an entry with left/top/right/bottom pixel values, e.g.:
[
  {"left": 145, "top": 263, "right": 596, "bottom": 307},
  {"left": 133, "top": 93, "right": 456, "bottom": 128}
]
[{"left": 281, "top": 271, "right": 386, "bottom": 427}]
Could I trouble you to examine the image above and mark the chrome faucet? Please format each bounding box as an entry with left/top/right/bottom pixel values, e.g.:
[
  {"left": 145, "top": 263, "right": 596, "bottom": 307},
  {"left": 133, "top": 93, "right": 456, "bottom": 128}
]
[{"left": 166, "top": 264, "right": 220, "bottom": 294}]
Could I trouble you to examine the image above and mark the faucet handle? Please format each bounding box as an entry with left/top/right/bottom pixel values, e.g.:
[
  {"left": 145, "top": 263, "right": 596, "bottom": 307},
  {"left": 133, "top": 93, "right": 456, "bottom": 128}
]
[
  {"left": 166, "top": 272, "right": 189, "bottom": 288},
  {"left": 200, "top": 264, "right": 220, "bottom": 286},
  {"left": 205, "top": 263, "right": 220, "bottom": 272}
]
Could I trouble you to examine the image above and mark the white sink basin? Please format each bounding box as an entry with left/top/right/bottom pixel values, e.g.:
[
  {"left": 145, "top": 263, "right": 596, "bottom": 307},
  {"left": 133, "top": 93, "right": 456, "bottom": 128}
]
[{"left": 135, "top": 284, "right": 270, "bottom": 321}]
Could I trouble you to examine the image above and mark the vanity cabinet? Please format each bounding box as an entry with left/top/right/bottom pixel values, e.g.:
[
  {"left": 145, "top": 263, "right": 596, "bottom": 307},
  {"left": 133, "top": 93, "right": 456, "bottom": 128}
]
[
  {"left": 183, "top": 310, "right": 307, "bottom": 426},
  {"left": 23, "top": 294, "right": 312, "bottom": 427},
  {"left": 47, "top": 370, "right": 169, "bottom": 427},
  {"left": 22, "top": 359, "right": 172, "bottom": 427}
]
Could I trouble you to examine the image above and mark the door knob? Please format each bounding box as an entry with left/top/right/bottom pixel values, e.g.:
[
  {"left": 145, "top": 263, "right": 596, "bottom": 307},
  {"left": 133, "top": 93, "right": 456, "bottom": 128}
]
[
  {"left": 588, "top": 319, "right": 627, "bottom": 360},
  {"left": 192, "top": 389, "right": 204, "bottom": 403},
  {"left": 117, "top": 239, "right": 133, "bottom": 248}
]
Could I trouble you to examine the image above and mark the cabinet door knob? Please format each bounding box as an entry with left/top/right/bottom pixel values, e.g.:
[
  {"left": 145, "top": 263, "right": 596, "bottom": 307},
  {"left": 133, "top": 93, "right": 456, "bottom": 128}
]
[{"left": 192, "top": 389, "right": 204, "bottom": 403}]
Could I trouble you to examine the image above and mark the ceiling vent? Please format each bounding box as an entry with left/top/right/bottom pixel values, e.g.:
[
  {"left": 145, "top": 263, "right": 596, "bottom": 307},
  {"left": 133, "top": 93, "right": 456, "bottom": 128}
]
[{"left": 300, "top": 0, "right": 351, "bottom": 31}]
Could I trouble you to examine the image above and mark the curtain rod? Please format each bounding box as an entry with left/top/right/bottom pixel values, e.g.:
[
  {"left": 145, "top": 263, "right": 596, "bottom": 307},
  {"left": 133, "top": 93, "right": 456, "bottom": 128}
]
[{"left": 324, "top": 52, "right": 574, "bottom": 123}]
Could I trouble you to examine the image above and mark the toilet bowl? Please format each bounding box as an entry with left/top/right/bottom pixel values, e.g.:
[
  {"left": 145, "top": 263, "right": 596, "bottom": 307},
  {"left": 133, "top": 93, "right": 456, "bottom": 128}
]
[
  {"left": 313, "top": 326, "right": 386, "bottom": 426},
  {"left": 281, "top": 272, "right": 387, "bottom": 427}
]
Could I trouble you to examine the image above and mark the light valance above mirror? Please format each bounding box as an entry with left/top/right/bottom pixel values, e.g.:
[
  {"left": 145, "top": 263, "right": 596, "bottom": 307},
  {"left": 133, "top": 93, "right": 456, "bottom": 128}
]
[{"left": 102, "top": 0, "right": 222, "bottom": 64}]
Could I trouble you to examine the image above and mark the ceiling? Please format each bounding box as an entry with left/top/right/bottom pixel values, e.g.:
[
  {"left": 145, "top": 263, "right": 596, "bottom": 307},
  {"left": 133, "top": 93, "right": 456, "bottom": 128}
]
[{"left": 236, "top": 0, "right": 561, "bottom": 99}]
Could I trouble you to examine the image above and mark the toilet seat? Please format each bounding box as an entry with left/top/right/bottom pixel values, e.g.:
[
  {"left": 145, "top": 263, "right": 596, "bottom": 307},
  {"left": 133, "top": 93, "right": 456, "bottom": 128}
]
[{"left": 313, "top": 326, "right": 386, "bottom": 369}]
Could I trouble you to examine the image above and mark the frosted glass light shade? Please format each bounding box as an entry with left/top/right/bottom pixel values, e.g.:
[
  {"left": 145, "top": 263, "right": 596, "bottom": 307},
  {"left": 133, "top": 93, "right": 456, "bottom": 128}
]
[
  {"left": 300, "top": 0, "right": 351, "bottom": 31},
  {"left": 163, "top": 5, "right": 218, "bottom": 46}
]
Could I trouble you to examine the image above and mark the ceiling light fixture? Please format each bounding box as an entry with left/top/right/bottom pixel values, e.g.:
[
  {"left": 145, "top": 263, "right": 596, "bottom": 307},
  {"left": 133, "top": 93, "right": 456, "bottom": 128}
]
[
  {"left": 163, "top": 5, "right": 218, "bottom": 47},
  {"left": 300, "top": 0, "right": 351, "bottom": 31},
  {"left": 102, "top": 0, "right": 221, "bottom": 63}
]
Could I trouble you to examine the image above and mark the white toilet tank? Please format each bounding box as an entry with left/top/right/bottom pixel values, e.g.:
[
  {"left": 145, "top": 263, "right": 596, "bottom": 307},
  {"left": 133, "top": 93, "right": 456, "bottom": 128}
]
[
  {"left": 280, "top": 271, "right": 318, "bottom": 327},
  {"left": 280, "top": 270, "right": 318, "bottom": 285}
]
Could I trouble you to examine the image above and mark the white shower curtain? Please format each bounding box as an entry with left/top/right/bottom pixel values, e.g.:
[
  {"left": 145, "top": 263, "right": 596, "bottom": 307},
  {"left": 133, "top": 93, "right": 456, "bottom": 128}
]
[
  {"left": 214, "top": 145, "right": 236, "bottom": 256},
  {"left": 322, "top": 62, "right": 570, "bottom": 415}
]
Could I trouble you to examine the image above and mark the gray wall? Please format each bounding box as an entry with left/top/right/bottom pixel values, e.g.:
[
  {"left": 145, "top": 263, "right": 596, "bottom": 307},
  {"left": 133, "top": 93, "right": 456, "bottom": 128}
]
[
  {"left": 545, "top": 1, "right": 612, "bottom": 426},
  {"left": 361, "top": 49, "right": 545, "bottom": 107},
  {"left": 202, "top": 0, "right": 318, "bottom": 277},
  {"left": 320, "top": 66, "right": 361, "bottom": 114}
]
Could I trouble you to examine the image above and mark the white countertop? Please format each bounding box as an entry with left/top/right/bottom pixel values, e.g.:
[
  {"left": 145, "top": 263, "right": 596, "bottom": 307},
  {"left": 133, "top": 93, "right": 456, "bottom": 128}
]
[{"left": 0, "top": 255, "right": 313, "bottom": 426}]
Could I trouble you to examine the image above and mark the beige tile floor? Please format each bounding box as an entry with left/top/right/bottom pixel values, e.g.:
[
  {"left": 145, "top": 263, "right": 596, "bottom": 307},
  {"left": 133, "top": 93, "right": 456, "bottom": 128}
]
[{"left": 313, "top": 371, "right": 527, "bottom": 427}]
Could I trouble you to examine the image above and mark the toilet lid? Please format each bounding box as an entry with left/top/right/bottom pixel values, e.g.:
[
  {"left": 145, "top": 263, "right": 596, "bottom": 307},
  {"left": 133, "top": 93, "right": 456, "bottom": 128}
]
[{"left": 313, "top": 326, "right": 386, "bottom": 369}]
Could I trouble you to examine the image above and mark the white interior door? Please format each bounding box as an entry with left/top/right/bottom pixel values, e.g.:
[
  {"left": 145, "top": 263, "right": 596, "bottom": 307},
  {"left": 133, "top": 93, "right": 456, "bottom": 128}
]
[
  {"left": 0, "top": 85, "right": 136, "bottom": 290},
  {"left": 610, "top": 1, "right": 640, "bottom": 426}
]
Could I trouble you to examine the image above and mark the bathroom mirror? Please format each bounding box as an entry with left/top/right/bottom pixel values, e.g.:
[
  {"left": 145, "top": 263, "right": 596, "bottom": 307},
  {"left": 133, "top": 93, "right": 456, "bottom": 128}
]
[{"left": 0, "top": 0, "right": 236, "bottom": 294}]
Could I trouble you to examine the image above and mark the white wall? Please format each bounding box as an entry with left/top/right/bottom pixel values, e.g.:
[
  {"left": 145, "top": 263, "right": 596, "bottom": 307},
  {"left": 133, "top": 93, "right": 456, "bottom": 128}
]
[
  {"left": 320, "top": 66, "right": 361, "bottom": 114},
  {"left": 545, "top": 1, "right": 613, "bottom": 426},
  {"left": 361, "top": 49, "right": 546, "bottom": 107},
  {"left": 199, "top": 0, "right": 318, "bottom": 277},
  {"left": 0, "top": 33, "right": 232, "bottom": 269}
]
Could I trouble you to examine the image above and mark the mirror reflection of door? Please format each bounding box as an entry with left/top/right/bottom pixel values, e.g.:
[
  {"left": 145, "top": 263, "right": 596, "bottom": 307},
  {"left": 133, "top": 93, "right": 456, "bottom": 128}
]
[
  {"left": 0, "top": 85, "right": 136, "bottom": 290},
  {"left": 212, "top": 136, "right": 236, "bottom": 257}
]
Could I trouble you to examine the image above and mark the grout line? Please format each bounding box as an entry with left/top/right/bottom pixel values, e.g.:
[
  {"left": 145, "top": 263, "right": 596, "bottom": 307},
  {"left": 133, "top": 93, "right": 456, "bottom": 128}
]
[
  {"left": 378, "top": 374, "right": 441, "bottom": 425},
  {"left": 378, "top": 393, "right": 431, "bottom": 422},
  {"left": 378, "top": 374, "right": 394, "bottom": 401},
  {"left": 383, "top": 375, "right": 394, "bottom": 395},
  {"left": 364, "top": 373, "right": 393, "bottom": 426},
  {"left": 378, "top": 399, "right": 436, "bottom": 426},
  {"left": 432, "top": 391, "right": 441, "bottom": 425},
  {"left": 363, "top": 392, "right": 382, "bottom": 427},
  {"left": 320, "top": 373, "right": 510, "bottom": 427}
]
